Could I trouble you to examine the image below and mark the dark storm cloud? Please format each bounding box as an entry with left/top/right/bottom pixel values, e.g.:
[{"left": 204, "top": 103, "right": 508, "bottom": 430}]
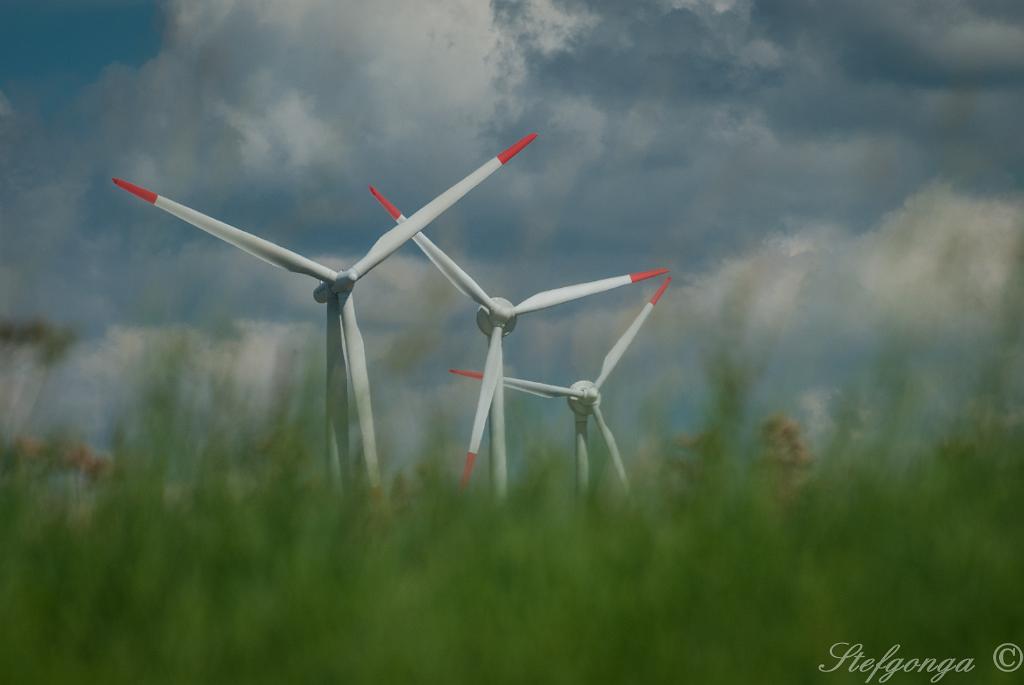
[
  {"left": 490, "top": 0, "right": 1024, "bottom": 257},
  {"left": 495, "top": 0, "right": 782, "bottom": 105},
  {"left": 755, "top": 0, "right": 1024, "bottom": 88},
  {"left": 750, "top": 0, "right": 1024, "bottom": 189}
]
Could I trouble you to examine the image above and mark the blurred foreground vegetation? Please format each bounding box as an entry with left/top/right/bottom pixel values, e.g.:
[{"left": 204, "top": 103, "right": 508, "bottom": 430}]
[{"left": 2, "top": 322, "right": 1024, "bottom": 683}]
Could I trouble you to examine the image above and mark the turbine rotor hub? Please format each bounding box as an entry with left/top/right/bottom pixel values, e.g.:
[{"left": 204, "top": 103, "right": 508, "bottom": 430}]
[
  {"left": 476, "top": 297, "right": 517, "bottom": 336},
  {"left": 567, "top": 380, "right": 600, "bottom": 416},
  {"left": 313, "top": 272, "right": 355, "bottom": 303}
]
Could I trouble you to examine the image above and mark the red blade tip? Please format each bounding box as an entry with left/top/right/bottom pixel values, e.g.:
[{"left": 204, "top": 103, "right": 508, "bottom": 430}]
[
  {"left": 650, "top": 276, "right": 672, "bottom": 305},
  {"left": 497, "top": 132, "right": 538, "bottom": 164},
  {"left": 630, "top": 268, "right": 669, "bottom": 283},
  {"left": 368, "top": 184, "right": 402, "bottom": 220},
  {"left": 449, "top": 369, "right": 484, "bottom": 380},
  {"left": 460, "top": 452, "right": 477, "bottom": 489},
  {"left": 112, "top": 178, "right": 157, "bottom": 204}
]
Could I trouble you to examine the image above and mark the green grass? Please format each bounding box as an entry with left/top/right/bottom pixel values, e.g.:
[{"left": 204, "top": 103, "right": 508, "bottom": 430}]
[{"left": 2, "top": 345, "right": 1023, "bottom": 683}]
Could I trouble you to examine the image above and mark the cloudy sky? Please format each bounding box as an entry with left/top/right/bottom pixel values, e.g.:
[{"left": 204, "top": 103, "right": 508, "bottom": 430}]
[{"left": 2, "top": 0, "right": 1023, "bottom": 471}]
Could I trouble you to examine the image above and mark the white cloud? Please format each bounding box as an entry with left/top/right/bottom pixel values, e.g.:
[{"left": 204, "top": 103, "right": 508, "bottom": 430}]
[
  {"left": 856, "top": 184, "right": 1023, "bottom": 329},
  {"left": 41, "top": 320, "right": 314, "bottom": 443},
  {"left": 640, "top": 184, "right": 1024, "bottom": 442},
  {"left": 163, "top": 0, "right": 524, "bottom": 149},
  {"left": 668, "top": 184, "right": 1024, "bottom": 344},
  {"left": 510, "top": 0, "right": 598, "bottom": 56},
  {"left": 666, "top": 0, "right": 744, "bottom": 14},
  {"left": 912, "top": 17, "right": 1024, "bottom": 77},
  {"left": 218, "top": 89, "right": 342, "bottom": 173}
]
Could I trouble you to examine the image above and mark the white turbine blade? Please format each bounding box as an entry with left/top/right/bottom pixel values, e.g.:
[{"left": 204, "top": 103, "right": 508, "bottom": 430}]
[
  {"left": 339, "top": 292, "right": 380, "bottom": 489},
  {"left": 460, "top": 327, "right": 503, "bottom": 488},
  {"left": 596, "top": 277, "right": 671, "bottom": 389},
  {"left": 325, "top": 293, "right": 348, "bottom": 485},
  {"left": 513, "top": 268, "right": 668, "bottom": 316},
  {"left": 450, "top": 369, "right": 583, "bottom": 399},
  {"left": 504, "top": 378, "right": 579, "bottom": 399},
  {"left": 347, "top": 133, "right": 537, "bottom": 281},
  {"left": 593, "top": 406, "right": 629, "bottom": 491},
  {"left": 112, "top": 178, "right": 338, "bottom": 283},
  {"left": 369, "top": 185, "right": 496, "bottom": 310}
]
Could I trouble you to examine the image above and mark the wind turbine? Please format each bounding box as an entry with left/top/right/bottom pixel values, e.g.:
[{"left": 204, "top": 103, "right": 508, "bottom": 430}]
[
  {"left": 366, "top": 186, "right": 668, "bottom": 494},
  {"left": 451, "top": 276, "right": 671, "bottom": 493},
  {"left": 112, "top": 132, "right": 537, "bottom": 490}
]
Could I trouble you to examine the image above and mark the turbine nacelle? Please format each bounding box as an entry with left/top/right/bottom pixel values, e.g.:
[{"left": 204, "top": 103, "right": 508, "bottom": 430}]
[
  {"left": 476, "top": 297, "right": 517, "bottom": 336},
  {"left": 313, "top": 283, "right": 332, "bottom": 303},
  {"left": 567, "top": 380, "right": 600, "bottom": 416},
  {"left": 312, "top": 271, "right": 357, "bottom": 303}
]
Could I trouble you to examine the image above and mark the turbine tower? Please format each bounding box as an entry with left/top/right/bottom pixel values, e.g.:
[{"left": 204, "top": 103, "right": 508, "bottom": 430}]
[
  {"left": 366, "top": 186, "right": 667, "bottom": 495},
  {"left": 451, "top": 276, "right": 671, "bottom": 493},
  {"left": 112, "top": 133, "right": 536, "bottom": 491}
]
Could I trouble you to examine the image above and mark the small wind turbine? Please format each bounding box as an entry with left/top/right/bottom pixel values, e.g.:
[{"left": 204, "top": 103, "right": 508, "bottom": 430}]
[
  {"left": 366, "top": 186, "right": 668, "bottom": 494},
  {"left": 112, "top": 133, "right": 537, "bottom": 490},
  {"left": 451, "top": 276, "right": 671, "bottom": 493}
]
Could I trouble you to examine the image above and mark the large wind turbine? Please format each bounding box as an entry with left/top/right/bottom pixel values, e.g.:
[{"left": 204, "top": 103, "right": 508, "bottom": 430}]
[
  {"left": 112, "top": 133, "right": 537, "bottom": 490},
  {"left": 451, "top": 276, "right": 671, "bottom": 493},
  {"left": 366, "top": 186, "right": 668, "bottom": 494}
]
